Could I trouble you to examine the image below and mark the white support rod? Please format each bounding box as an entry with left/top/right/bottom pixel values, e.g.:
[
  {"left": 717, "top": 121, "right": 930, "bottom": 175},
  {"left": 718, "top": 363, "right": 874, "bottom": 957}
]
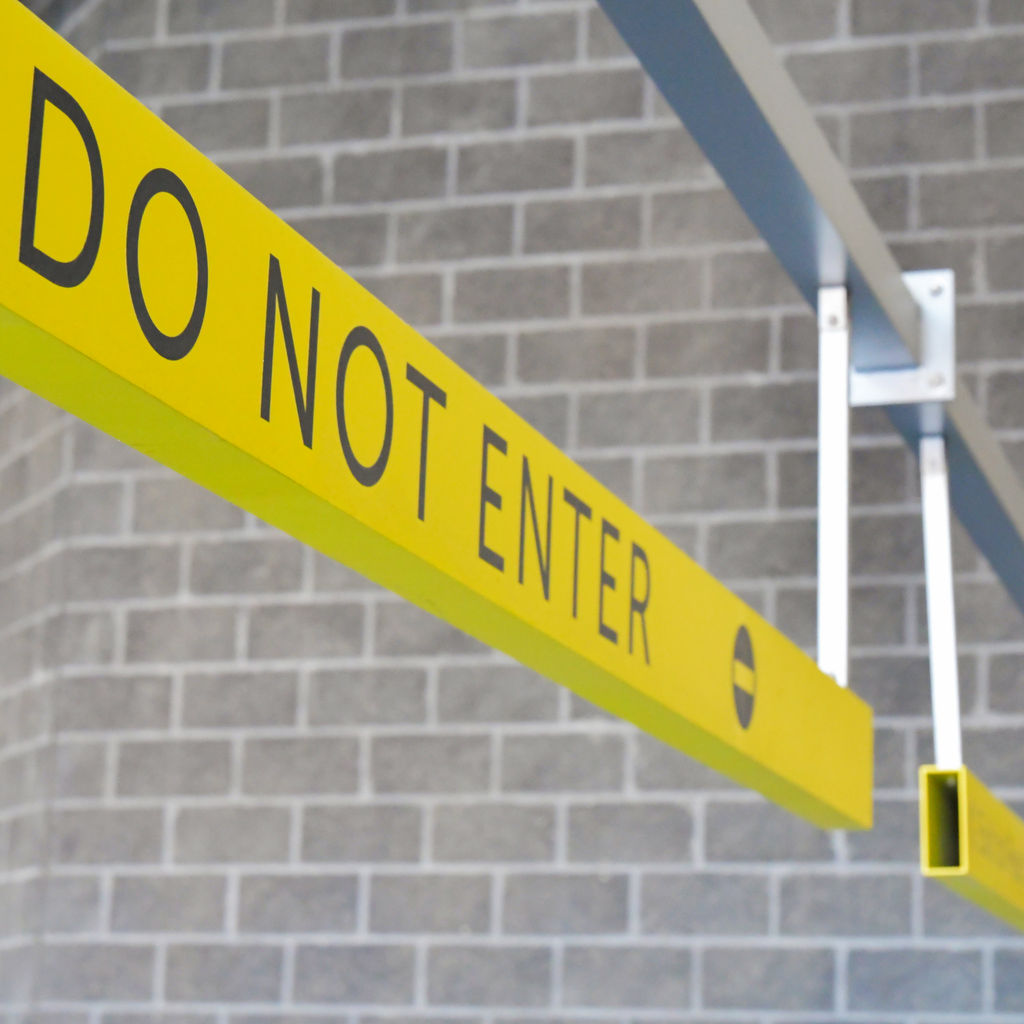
[
  {"left": 817, "top": 286, "right": 850, "bottom": 689},
  {"left": 920, "top": 435, "right": 963, "bottom": 769}
]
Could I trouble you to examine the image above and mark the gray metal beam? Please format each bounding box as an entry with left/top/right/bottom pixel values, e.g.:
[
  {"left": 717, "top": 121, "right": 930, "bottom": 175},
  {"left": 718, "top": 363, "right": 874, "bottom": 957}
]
[{"left": 596, "top": 0, "right": 1024, "bottom": 620}]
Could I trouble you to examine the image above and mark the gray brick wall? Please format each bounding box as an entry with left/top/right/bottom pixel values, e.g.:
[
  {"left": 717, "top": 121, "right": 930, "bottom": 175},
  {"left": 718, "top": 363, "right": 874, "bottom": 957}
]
[{"left": 5, "top": 0, "right": 1024, "bottom": 1019}]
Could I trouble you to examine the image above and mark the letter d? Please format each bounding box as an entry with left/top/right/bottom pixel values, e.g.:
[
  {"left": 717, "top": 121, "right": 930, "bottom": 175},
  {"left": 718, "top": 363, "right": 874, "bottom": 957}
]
[{"left": 19, "top": 68, "right": 104, "bottom": 288}]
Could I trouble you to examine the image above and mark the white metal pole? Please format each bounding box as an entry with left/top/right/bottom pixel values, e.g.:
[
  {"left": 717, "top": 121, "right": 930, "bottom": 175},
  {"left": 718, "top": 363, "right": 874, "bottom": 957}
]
[
  {"left": 817, "top": 286, "right": 850, "bottom": 689},
  {"left": 920, "top": 435, "right": 963, "bottom": 769}
]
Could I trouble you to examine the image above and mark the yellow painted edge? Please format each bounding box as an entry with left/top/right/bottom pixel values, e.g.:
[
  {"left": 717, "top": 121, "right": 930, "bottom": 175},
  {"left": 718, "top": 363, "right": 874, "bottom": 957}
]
[{"left": 0, "top": 304, "right": 872, "bottom": 831}]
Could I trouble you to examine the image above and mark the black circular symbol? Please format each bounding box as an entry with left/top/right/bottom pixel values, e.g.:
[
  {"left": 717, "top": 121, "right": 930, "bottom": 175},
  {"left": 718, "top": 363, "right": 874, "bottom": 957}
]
[{"left": 732, "top": 625, "right": 756, "bottom": 729}]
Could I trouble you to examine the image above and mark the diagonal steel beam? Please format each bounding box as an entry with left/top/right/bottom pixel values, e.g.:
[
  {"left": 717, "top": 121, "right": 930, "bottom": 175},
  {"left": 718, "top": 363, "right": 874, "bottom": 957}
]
[{"left": 597, "top": 0, "right": 1024, "bottom": 619}]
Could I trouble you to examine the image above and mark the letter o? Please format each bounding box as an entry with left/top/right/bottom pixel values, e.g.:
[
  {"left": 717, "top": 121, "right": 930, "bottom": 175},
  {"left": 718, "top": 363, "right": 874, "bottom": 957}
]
[
  {"left": 126, "top": 167, "right": 208, "bottom": 361},
  {"left": 336, "top": 325, "right": 393, "bottom": 487}
]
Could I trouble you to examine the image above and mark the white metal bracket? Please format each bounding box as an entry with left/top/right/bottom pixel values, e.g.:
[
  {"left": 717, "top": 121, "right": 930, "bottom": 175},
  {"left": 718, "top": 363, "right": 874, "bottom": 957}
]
[
  {"left": 849, "top": 269, "right": 955, "bottom": 413},
  {"left": 817, "top": 268, "right": 963, "bottom": 765}
]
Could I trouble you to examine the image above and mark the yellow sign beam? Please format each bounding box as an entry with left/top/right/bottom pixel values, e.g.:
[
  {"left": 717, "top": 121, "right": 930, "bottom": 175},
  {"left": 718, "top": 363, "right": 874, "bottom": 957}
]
[
  {"left": 0, "top": 1, "right": 872, "bottom": 829},
  {"left": 920, "top": 765, "right": 1024, "bottom": 930}
]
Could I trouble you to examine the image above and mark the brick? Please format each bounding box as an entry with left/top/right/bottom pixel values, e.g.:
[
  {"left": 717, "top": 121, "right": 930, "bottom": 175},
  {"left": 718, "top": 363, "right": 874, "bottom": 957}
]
[
  {"left": 950, "top": 581, "right": 1024, "bottom": 643},
  {"left": 652, "top": 188, "right": 757, "bottom": 246},
  {"left": 166, "top": 945, "right": 282, "bottom": 1003},
  {"left": 922, "top": 37, "right": 1024, "bottom": 94},
  {"left": 582, "top": 259, "right": 702, "bottom": 317},
  {"left": 569, "top": 804, "right": 692, "bottom": 862},
  {"left": 223, "top": 35, "right": 328, "bottom": 89},
  {"left": 647, "top": 317, "right": 771, "bottom": 378},
  {"left": 288, "top": 213, "right": 387, "bottom": 268},
  {"left": 458, "top": 138, "right": 575, "bottom": 195},
  {"left": 644, "top": 453, "right": 767, "bottom": 514},
  {"left": 454, "top": 265, "right": 570, "bottom": 323},
  {"left": 311, "top": 553, "right": 379, "bottom": 592},
  {"left": 221, "top": 156, "right": 323, "bottom": 209},
  {"left": 956, "top": 302, "right": 1024, "bottom": 359},
  {"left": 133, "top": 477, "right": 243, "bottom": 532},
  {"left": 358, "top": 271, "right": 443, "bottom": 325},
  {"left": 126, "top": 607, "right": 236, "bottom": 663},
  {"left": 183, "top": 670, "right": 298, "bottom": 727},
  {"left": 503, "top": 393, "right": 570, "bottom": 447},
  {"left": 712, "top": 380, "right": 815, "bottom": 441},
  {"left": 335, "top": 147, "right": 447, "bottom": 203},
  {"left": 778, "top": 444, "right": 909, "bottom": 510},
  {"left": 402, "top": 79, "right": 517, "bottom": 136},
  {"left": 288, "top": 0, "right": 395, "bottom": 19},
  {"left": 850, "top": 105, "right": 974, "bottom": 168},
  {"left": 63, "top": 544, "right": 179, "bottom": 601},
  {"left": 54, "top": 480, "right": 123, "bottom": 537},
  {"left": 25, "top": 876, "right": 101, "bottom": 934},
  {"left": 190, "top": 539, "right": 302, "bottom": 594},
  {"left": 990, "top": 653, "right": 1024, "bottom": 711},
  {"left": 163, "top": 98, "right": 270, "bottom": 152},
  {"left": 518, "top": 326, "right": 634, "bottom": 384},
  {"left": 432, "top": 332, "right": 508, "bottom": 386},
  {"left": 703, "top": 948, "right": 832, "bottom": 1011},
  {"left": 100, "top": 44, "right": 211, "bottom": 97},
  {"left": 707, "top": 519, "right": 815, "bottom": 579},
  {"left": 303, "top": 805, "right": 422, "bottom": 862},
  {"left": 112, "top": 876, "right": 225, "bottom": 932},
  {"left": 848, "top": 950, "right": 981, "bottom": 1012},
  {"left": 310, "top": 668, "right": 427, "bottom": 724},
  {"left": 342, "top": 23, "right": 453, "bottom": 78},
  {"left": 961, "top": 727, "right": 1024, "bottom": 785},
  {"left": 372, "top": 735, "right": 489, "bottom": 794},
  {"left": 70, "top": 0, "right": 158, "bottom": 42},
  {"left": 563, "top": 947, "right": 690, "bottom": 1008},
  {"left": 502, "top": 735, "right": 623, "bottom": 792},
  {"left": 786, "top": 45, "right": 909, "bottom": 103},
  {"left": 780, "top": 874, "right": 911, "bottom": 935},
  {"left": 706, "top": 802, "right": 831, "bottom": 862},
  {"left": 169, "top": 0, "right": 275, "bottom": 32},
  {"left": 53, "top": 674, "right": 171, "bottom": 731},
  {"left": 578, "top": 386, "right": 700, "bottom": 448},
  {"left": 433, "top": 804, "right": 555, "bottom": 862},
  {"left": 921, "top": 168, "right": 1024, "bottom": 228},
  {"left": 711, "top": 249, "right": 802, "bottom": 309},
  {"left": 524, "top": 196, "right": 641, "bottom": 254},
  {"left": 504, "top": 874, "right": 627, "bottom": 934},
  {"left": 175, "top": 807, "right": 290, "bottom": 863},
  {"left": 849, "top": 654, "right": 968, "bottom": 717},
  {"left": 750, "top": 0, "right": 839, "bottom": 42},
  {"left": 996, "top": 951, "right": 1024, "bottom": 1009},
  {"left": 53, "top": 741, "right": 107, "bottom": 798},
  {"left": 239, "top": 875, "right": 358, "bottom": 932},
  {"left": 37, "top": 945, "right": 154, "bottom": 1002},
  {"left": 853, "top": 0, "right": 975, "bottom": 34},
  {"left": 117, "top": 739, "right": 231, "bottom": 797},
  {"left": 244, "top": 736, "right": 359, "bottom": 794},
  {"left": 641, "top": 873, "right": 769, "bottom": 934},
  {"left": 986, "top": 234, "right": 1024, "bottom": 290},
  {"left": 249, "top": 602, "right": 364, "bottom": 659},
  {"left": 846, "top": 799, "right": 917, "bottom": 862},
  {"left": 397, "top": 205, "right": 514, "bottom": 262},
  {"left": 428, "top": 946, "right": 551, "bottom": 1006},
  {"left": 50, "top": 809, "right": 162, "bottom": 865},
  {"left": 854, "top": 173, "right": 911, "bottom": 231},
  {"left": 777, "top": 582, "right": 906, "bottom": 648},
  {"left": 528, "top": 69, "right": 644, "bottom": 126},
  {"left": 281, "top": 89, "right": 392, "bottom": 145},
  {"left": 375, "top": 601, "right": 485, "bottom": 655},
  {"left": 370, "top": 874, "right": 490, "bottom": 932},
  {"left": 463, "top": 13, "right": 576, "bottom": 68},
  {"left": 438, "top": 664, "right": 558, "bottom": 722},
  {"left": 295, "top": 945, "right": 415, "bottom": 1003}
]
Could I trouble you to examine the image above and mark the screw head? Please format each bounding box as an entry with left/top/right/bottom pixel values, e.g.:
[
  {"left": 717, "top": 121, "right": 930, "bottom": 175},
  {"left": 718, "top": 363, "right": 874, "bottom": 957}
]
[
  {"left": 930, "top": 283, "right": 944, "bottom": 297},
  {"left": 827, "top": 314, "right": 839, "bottom": 327},
  {"left": 929, "top": 373, "right": 945, "bottom": 389}
]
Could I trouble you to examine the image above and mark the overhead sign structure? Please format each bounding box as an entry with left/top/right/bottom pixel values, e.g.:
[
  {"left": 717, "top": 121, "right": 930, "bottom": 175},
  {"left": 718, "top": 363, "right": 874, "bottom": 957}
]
[
  {"left": 0, "top": 1, "right": 871, "bottom": 828},
  {"left": 921, "top": 766, "right": 1024, "bottom": 931}
]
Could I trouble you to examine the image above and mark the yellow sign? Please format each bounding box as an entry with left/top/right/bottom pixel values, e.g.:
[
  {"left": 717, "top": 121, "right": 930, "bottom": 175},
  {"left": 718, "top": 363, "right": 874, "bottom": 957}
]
[
  {"left": 921, "top": 765, "right": 1024, "bottom": 930},
  {"left": 0, "top": 1, "right": 872, "bottom": 828}
]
